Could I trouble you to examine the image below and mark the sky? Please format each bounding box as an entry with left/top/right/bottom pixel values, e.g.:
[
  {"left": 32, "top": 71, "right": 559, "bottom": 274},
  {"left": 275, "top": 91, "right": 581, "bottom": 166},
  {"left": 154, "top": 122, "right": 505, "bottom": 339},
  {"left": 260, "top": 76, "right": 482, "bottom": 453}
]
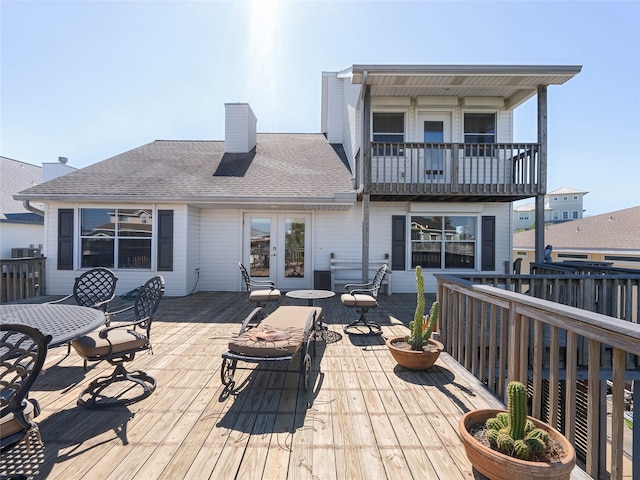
[{"left": 1, "top": 0, "right": 639, "bottom": 216}]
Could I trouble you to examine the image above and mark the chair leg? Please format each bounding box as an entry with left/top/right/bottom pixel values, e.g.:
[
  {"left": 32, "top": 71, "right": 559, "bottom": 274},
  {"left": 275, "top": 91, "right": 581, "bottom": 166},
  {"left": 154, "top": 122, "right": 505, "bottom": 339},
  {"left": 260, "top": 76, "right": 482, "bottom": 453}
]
[
  {"left": 77, "top": 363, "right": 156, "bottom": 409},
  {"left": 343, "top": 309, "right": 382, "bottom": 335}
]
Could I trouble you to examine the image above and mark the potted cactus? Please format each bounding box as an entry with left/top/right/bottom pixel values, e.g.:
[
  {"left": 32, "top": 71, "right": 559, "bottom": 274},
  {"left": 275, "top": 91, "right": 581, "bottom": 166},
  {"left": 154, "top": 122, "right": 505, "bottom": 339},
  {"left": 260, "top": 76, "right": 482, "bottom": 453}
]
[
  {"left": 458, "top": 381, "right": 576, "bottom": 480},
  {"left": 385, "top": 266, "right": 444, "bottom": 370}
]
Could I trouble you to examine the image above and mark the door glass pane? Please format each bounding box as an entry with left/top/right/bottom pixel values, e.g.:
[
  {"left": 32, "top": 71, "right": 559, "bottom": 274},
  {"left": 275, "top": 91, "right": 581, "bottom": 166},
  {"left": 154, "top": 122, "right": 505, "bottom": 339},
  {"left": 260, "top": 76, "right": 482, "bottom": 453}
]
[
  {"left": 284, "top": 218, "right": 305, "bottom": 278},
  {"left": 424, "top": 121, "right": 444, "bottom": 175},
  {"left": 250, "top": 218, "right": 271, "bottom": 277}
]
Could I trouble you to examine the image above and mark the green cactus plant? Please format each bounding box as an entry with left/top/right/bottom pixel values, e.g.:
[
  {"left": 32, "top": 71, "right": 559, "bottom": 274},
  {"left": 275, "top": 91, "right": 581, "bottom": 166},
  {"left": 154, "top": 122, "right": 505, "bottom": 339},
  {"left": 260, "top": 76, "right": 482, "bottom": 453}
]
[
  {"left": 405, "top": 266, "right": 439, "bottom": 351},
  {"left": 485, "top": 381, "right": 551, "bottom": 460}
]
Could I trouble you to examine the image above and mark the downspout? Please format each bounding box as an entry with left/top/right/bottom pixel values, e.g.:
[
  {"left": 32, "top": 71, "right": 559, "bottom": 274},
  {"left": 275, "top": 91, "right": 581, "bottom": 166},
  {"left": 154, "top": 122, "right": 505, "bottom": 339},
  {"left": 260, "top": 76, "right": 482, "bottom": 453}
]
[{"left": 23, "top": 200, "right": 44, "bottom": 217}]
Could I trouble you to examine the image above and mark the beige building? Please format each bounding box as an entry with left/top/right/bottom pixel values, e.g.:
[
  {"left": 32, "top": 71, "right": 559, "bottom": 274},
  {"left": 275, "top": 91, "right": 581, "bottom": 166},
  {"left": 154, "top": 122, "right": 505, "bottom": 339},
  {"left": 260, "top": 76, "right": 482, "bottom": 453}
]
[{"left": 513, "top": 205, "right": 640, "bottom": 273}]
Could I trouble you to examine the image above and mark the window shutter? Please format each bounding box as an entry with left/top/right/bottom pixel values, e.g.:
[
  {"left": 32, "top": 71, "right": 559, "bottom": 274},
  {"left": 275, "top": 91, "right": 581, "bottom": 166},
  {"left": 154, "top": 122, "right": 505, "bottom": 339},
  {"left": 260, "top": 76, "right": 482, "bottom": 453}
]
[
  {"left": 391, "top": 215, "right": 406, "bottom": 271},
  {"left": 58, "top": 209, "right": 74, "bottom": 270},
  {"left": 157, "top": 210, "right": 174, "bottom": 272},
  {"left": 481, "top": 216, "right": 496, "bottom": 271}
]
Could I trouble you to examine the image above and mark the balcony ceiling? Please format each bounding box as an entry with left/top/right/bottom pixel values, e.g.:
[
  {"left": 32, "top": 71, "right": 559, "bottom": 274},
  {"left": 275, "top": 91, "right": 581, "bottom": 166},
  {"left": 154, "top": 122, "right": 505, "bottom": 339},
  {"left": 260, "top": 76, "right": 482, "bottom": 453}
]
[{"left": 350, "top": 64, "right": 582, "bottom": 108}]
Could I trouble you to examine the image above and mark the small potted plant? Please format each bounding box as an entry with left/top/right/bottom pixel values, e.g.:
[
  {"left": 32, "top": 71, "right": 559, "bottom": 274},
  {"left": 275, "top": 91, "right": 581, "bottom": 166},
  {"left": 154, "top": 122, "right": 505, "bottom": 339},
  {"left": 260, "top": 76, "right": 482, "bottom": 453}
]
[
  {"left": 386, "top": 265, "right": 444, "bottom": 370},
  {"left": 459, "top": 381, "right": 576, "bottom": 480}
]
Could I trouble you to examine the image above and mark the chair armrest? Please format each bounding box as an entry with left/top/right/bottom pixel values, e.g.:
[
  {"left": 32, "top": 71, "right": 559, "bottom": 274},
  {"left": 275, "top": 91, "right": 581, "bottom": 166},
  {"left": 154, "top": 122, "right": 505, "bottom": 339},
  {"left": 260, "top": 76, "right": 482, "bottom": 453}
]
[
  {"left": 347, "top": 288, "right": 375, "bottom": 295},
  {"left": 248, "top": 281, "right": 276, "bottom": 290},
  {"left": 106, "top": 303, "right": 135, "bottom": 318},
  {"left": 97, "top": 316, "right": 150, "bottom": 339},
  {"left": 94, "top": 294, "right": 116, "bottom": 311},
  {"left": 46, "top": 293, "right": 73, "bottom": 304},
  {"left": 344, "top": 281, "right": 372, "bottom": 291}
]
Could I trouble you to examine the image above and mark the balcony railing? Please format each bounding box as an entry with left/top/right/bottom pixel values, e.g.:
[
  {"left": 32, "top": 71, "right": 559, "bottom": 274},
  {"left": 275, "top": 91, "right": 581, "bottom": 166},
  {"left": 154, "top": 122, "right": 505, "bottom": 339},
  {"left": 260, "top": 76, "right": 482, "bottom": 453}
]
[
  {"left": 1, "top": 257, "right": 46, "bottom": 303},
  {"left": 436, "top": 273, "right": 640, "bottom": 480},
  {"left": 369, "top": 142, "right": 540, "bottom": 199}
]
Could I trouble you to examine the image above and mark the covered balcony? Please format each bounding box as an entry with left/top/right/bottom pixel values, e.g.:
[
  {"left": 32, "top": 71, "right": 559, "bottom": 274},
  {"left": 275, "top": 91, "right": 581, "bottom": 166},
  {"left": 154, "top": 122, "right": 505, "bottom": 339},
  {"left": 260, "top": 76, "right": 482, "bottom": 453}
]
[{"left": 368, "top": 142, "right": 540, "bottom": 202}]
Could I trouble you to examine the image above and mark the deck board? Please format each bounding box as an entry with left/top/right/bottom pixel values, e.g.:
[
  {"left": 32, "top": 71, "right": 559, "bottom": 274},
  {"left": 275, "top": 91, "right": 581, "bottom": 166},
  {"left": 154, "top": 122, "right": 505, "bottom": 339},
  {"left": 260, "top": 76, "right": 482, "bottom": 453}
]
[{"left": 1, "top": 291, "right": 591, "bottom": 479}]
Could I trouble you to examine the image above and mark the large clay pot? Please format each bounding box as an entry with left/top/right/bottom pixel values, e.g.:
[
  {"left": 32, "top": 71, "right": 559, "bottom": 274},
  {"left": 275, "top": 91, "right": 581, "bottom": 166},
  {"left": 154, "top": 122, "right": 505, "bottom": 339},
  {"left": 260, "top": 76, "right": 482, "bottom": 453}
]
[
  {"left": 385, "top": 336, "right": 444, "bottom": 370},
  {"left": 458, "top": 408, "right": 576, "bottom": 480}
]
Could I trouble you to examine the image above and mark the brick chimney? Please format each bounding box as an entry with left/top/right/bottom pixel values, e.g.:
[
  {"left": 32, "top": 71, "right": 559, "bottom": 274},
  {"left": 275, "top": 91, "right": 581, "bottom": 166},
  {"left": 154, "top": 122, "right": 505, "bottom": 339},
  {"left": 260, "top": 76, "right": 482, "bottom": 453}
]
[{"left": 224, "top": 103, "right": 257, "bottom": 153}]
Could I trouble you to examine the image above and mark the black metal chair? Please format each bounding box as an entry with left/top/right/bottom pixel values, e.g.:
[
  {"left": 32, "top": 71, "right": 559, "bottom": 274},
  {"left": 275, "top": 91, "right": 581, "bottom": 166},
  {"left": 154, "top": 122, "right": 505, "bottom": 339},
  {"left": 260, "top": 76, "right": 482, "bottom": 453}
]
[
  {"left": 238, "top": 262, "right": 281, "bottom": 310},
  {"left": 47, "top": 267, "right": 118, "bottom": 354},
  {"left": 71, "top": 275, "right": 164, "bottom": 408},
  {"left": 341, "top": 264, "right": 388, "bottom": 335},
  {"left": 1, "top": 324, "right": 52, "bottom": 453}
]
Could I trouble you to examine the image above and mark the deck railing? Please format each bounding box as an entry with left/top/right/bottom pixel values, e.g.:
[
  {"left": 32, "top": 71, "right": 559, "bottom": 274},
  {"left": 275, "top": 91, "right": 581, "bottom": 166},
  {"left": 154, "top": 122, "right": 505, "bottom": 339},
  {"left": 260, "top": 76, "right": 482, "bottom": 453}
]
[
  {"left": 0, "top": 257, "right": 46, "bottom": 303},
  {"left": 369, "top": 142, "right": 540, "bottom": 196},
  {"left": 435, "top": 273, "right": 639, "bottom": 480}
]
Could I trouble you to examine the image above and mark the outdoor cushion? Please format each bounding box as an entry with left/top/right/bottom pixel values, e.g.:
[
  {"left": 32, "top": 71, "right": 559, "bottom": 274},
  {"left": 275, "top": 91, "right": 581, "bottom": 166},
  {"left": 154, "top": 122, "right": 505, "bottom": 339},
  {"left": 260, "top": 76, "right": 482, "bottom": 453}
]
[
  {"left": 249, "top": 289, "right": 281, "bottom": 302},
  {"left": 228, "top": 305, "right": 321, "bottom": 358},
  {"left": 0, "top": 398, "right": 35, "bottom": 438},
  {"left": 340, "top": 293, "right": 377, "bottom": 308},
  {"left": 71, "top": 329, "right": 148, "bottom": 358}
]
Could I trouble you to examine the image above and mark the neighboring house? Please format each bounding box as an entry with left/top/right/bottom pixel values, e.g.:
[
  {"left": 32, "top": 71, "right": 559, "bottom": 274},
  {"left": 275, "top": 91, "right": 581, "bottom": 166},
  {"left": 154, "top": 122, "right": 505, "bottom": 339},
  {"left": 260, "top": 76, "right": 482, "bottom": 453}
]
[
  {"left": 545, "top": 187, "right": 588, "bottom": 222},
  {"left": 513, "top": 206, "right": 640, "bottom": 273},
  {"left": 1, "top": 156, "right": 76, "bottom": 259},
  {"left": 15, "top": 64, "right": 581, "bottom": 296},
  {"left": 0, "top": 156, "right": 44, "bottom": 258},
  {"left": 512, "top": 187, "right": 588, "bottom": 231}
]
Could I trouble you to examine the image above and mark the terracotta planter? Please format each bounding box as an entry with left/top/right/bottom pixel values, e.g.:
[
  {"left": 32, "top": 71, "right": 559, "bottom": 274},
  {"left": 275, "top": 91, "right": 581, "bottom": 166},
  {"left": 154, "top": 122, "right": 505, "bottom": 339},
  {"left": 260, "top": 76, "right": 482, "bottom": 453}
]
[
  {"left": 385, "top": 336, "right": 444, "bottom": 370},
  {"left": 459, "top": 408, "right": 576, "bottom": 480}
]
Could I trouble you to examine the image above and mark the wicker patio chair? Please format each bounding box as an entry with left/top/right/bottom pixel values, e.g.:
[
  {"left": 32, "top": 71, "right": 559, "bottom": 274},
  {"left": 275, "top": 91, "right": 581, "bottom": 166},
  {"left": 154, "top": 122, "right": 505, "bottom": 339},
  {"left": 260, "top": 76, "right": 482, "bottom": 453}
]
[
  {"left": 71, "top": 275, "right": 164, "bottom": 408},
  {"left": 341, "top": 263, "right": 388, "bottom": 335},
  {"left": 1, "top": 324, "right": 51, "bottom": 453}
]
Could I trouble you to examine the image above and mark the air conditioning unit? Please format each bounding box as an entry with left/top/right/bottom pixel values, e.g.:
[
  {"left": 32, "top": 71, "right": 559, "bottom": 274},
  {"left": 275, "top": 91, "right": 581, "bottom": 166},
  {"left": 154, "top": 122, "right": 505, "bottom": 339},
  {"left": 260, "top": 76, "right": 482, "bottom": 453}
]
[{"left": 11, "top": 248, "right": 42, "bottom": 258}]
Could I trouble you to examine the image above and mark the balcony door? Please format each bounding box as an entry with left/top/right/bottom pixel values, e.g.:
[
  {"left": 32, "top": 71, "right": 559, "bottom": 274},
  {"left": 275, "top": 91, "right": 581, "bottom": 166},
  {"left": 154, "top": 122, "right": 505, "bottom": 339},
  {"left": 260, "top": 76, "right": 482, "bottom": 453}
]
[
  {"left": 418, "top": 113, "right": 451, "bottom": 183},
  {"left": 243, "top": 213, "right": 312, "bottom": 289}
]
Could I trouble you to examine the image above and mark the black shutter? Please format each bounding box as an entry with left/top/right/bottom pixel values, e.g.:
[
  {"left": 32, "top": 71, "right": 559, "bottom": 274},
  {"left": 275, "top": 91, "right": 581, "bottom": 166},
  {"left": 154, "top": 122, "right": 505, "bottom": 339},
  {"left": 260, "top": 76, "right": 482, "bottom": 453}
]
[
  {"left": 157, "top": 210, "right": 174, "bottom": 272},
  {"left": 481, "top": 215, "right": 496, "bottom": 271},
  {"left": 391, "top": 215, "right": 406, "bottom": 271},
  {"left": 58, "top": 209, "right": 74, "bottom": 270}
]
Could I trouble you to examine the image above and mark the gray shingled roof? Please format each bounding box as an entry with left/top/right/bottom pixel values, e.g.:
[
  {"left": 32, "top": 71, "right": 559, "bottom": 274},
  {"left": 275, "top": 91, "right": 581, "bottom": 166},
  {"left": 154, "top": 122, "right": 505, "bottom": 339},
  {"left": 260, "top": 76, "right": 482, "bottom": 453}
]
[
  {"left": 15, "top": 134, "right": 356, "bottom": 207},
  {"left": 513, "top": 206, "right": 640, "bottom": 251}
]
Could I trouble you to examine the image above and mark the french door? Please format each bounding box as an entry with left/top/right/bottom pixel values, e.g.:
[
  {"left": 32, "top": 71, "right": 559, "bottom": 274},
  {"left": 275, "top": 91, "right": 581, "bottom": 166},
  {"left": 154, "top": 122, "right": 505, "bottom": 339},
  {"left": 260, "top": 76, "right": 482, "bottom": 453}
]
[{"left": 243, "top": 213, "right": 312, "bottom": 289}]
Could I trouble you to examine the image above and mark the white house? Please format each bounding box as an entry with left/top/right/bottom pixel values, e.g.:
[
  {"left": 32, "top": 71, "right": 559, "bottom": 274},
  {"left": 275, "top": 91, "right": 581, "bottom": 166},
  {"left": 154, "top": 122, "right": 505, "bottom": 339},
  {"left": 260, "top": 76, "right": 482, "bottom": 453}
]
[
  {"left": 1, "top": 156, "right": 76, "bottom": 259},
  {"left": 15, "top": 64, "right": 581, "bottom": 296},
  {"left": 512, "top": 186, "right": 588, "bottom": 231},
  {"left": 1, "top": 156, "right": 44, "bottom": 258}
]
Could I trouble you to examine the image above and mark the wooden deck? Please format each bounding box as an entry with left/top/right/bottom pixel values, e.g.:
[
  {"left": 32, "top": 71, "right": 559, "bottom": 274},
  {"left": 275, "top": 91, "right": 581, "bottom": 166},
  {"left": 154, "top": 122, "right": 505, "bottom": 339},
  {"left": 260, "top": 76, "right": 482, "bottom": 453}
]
[{"left": 2, "top": 291, "right": 578, "bottom": 480}]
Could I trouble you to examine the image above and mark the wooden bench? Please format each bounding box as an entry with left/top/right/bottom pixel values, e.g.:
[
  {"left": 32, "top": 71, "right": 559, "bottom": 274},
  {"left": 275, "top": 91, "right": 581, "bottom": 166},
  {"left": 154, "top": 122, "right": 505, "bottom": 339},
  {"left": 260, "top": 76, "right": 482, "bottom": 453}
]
[{"left": 329, "top": 253, "right": 391, "bottom": 295}]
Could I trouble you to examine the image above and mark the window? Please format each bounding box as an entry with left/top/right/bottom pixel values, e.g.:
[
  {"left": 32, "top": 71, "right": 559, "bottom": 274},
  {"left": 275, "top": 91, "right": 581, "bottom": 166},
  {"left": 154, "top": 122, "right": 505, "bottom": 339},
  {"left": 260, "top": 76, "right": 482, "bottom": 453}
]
[
  {"left": 410, "top": 216, "right": 476, "bottom": 269},
  {"left": 464, "top": 113, "right": 495, "bottom": 156},
  {"left": 572, "top": 211, "right": 579, "bottom": 219},
  {"left": 373, "top": 112, "right": 404, "bottom": 155},
  {"left": 563, "top": 196, "right": 568, "bottom": 201},
  {"left": 562, "top": 211, "right": 569, "bottom": 220},
  {"left": 552, "top": 197, "right": 558, "bottom": 201},
  {"left": 80, "top": 208, "right": 153, "bottom": 269},
  {"left": 553, "top": 211, "right": 559, "bottom": 220},
  {"left": 573, "top": 195, "right": 578, "bottom": 200},
  {"left": 518, "top": 213, "right": 529, "bottom": 220}
]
